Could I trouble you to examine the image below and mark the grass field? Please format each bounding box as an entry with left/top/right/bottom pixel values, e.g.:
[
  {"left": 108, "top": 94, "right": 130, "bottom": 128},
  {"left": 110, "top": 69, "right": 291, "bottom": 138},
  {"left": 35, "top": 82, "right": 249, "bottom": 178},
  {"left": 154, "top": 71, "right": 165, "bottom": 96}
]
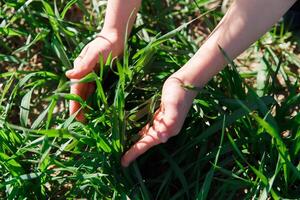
[{"left": 0, "top": 0, "right": 299, "bottom": 199}]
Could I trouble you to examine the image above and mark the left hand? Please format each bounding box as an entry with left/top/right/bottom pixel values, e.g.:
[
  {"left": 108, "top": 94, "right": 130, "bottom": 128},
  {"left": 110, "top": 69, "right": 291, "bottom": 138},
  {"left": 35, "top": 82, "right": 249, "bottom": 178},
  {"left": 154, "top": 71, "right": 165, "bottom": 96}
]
[
  {"left": 121, "top": 76, "right": 197, "bottom": 167},
  {"left": 66, "top": 32, "right": 123, "bottom": 122}
]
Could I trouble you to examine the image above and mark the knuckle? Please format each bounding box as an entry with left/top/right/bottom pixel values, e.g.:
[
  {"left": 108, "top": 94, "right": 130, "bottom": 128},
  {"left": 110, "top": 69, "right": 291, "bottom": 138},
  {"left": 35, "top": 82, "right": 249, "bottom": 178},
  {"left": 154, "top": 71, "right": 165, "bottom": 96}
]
[
  {"left": 73, "top": 58, "right": 81, "bottom": 67},
  {"left": 158, "top": 134, "right": 168, "bottom": 143},
  {"left": 157, "top": 132, "right": 171, "bottom": 143}
]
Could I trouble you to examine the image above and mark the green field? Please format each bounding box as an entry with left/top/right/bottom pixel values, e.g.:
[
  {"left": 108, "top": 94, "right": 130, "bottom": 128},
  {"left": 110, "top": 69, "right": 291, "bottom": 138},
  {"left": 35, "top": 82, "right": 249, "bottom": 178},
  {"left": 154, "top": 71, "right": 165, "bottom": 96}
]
[{"left": 0, "top": 0, "right": 299, "bottom": 199}]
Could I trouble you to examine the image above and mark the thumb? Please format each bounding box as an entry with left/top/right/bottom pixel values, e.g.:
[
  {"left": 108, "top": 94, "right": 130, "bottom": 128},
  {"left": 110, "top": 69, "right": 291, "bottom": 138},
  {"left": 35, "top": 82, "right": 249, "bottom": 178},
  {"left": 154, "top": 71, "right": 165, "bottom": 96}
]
[{"left": 66, "top": 49, "right": 98, "bottom": 79}]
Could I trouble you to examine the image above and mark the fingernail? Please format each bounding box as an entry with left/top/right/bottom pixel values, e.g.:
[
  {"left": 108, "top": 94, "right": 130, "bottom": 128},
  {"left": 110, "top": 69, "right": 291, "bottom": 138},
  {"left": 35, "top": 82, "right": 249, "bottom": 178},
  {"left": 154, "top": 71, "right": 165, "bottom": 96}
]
[{"left": 66, "top": 70, "right": 75, "bottom": 77}]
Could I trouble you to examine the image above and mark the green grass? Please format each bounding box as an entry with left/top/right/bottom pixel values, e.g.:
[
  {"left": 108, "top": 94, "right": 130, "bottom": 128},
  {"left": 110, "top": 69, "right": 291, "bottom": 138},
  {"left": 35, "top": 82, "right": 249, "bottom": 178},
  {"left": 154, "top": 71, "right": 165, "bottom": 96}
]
[{"left": 0, "top": 0, "right": 299, "bottom": 199}]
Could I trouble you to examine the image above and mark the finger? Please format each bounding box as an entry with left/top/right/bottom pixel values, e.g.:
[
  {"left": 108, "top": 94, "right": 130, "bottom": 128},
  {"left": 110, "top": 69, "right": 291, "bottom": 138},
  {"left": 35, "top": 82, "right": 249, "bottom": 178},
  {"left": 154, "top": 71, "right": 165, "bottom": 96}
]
[
  {"left": 70, "top": 99, "right": 85, "bottom": 122},
  {"left": 70, "top": 81, "right": 89, "bottom": 122},
  {"left": 139, "top": 107, "right": 162, "bottom": 137},
  {"left": 73, "top": 57, "right": 82, "bottom": 69},
  {"left": 74, "top": 105, "right": 85, "bottom": 122},
  {"left": 70, "top": 82, "right": 94, "bottom": 122},
  {"left": 138, "top": 123, "right": 150, "bottom": 137},
  {"left": 138, "top": 108, "right": 161, "bottom": 137},
  {"left": 66, "top": 47, "right": 98, "bottom": 79},
  {"left": 86, "top": 82, "right": 95, "bottom": 98},
  {"left": 66, "top": 45, "right": 89, "bottom": 79},
  {"left": 78, "top": 82, "right": 95, "bottom": 121},
  {"left": 121, "top": 126, "right": 167, "bottom": 167}
]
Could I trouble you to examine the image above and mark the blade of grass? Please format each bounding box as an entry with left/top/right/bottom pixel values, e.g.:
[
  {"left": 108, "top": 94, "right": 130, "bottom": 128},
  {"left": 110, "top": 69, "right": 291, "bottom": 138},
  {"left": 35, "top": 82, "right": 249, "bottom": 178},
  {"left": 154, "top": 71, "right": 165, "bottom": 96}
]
[
  {"left": 197, "top": 115, "right": 226, "bottom": 200},
  {"left": 20, "top": 87, "right": 35, "bottom": 127}
]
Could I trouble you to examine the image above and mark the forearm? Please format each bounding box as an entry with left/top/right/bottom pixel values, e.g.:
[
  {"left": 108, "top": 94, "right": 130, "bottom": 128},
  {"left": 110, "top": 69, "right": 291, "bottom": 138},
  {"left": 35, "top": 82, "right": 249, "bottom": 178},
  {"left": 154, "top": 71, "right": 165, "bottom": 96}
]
[
  {"left": 175, "top": 0, "right": 296, "bottom": 88},
  {"left": 101, "top": 0, "right": 142, "bottom": 42}
]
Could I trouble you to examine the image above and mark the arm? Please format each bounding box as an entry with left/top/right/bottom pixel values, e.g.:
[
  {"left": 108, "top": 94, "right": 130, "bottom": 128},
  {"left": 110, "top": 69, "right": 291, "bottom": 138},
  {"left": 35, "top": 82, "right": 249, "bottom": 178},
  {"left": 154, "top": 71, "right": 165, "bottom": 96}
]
[
  {"left": 121, "top": 0, "right": 296, "bottom": 167},
  {"left": 66, "top": 0, "right": 142, "bottom": 78},
  {"left": 174, "top": 0, "right": 296, "bottom": 87},
  {"left": 66, "top": 0, "right": 141, "bottom": 121},
  {"left": 101, "top": 0, "right": 142, "bottom": 46}
]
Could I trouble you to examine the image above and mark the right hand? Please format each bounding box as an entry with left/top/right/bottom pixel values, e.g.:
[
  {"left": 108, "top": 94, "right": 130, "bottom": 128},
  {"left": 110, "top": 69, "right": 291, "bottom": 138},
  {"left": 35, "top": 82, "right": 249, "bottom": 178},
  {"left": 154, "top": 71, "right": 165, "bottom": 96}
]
[
  {"left": 66, "top": 32, "right": 123, "bottom": 122},
  {"left": 121, "top": 76, "right": 196, "bottom": 167}
]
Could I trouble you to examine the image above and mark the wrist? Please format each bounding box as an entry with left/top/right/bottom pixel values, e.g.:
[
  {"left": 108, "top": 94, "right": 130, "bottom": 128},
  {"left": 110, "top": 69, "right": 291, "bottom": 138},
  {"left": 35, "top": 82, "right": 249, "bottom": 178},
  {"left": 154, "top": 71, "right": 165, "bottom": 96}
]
[
  {"left": 98, "top": 29, "right": 125, "bottom": 56},
  {"left": 166, "top": 75, "right": 198, "bottom": 102},
  {"left": 170, "top": 70, "right": 203, "bottom": 91},
  {"left": 172, "top": 45, "right": 224, "bottom": 90}
]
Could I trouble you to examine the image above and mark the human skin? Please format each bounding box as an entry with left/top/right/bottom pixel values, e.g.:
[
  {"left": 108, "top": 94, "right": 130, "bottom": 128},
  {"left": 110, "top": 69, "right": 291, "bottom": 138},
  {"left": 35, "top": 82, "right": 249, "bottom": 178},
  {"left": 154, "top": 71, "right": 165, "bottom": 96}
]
[
  {"left": 65, "top": 0, "right": 141, "bottom": 121},
  {"left": 65, "top": 0, "right": 297, "bottom": 167}
]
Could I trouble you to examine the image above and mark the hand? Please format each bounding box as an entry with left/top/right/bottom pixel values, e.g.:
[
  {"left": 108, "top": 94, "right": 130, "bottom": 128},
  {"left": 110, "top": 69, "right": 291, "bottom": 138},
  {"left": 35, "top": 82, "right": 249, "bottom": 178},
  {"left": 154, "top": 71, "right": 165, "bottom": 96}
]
[
  {"left": 121, "top": 76, "right": 197, "bottom": 167},
  {"left": 66, "top": 33, "right": 123, "bottom": 122}
]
